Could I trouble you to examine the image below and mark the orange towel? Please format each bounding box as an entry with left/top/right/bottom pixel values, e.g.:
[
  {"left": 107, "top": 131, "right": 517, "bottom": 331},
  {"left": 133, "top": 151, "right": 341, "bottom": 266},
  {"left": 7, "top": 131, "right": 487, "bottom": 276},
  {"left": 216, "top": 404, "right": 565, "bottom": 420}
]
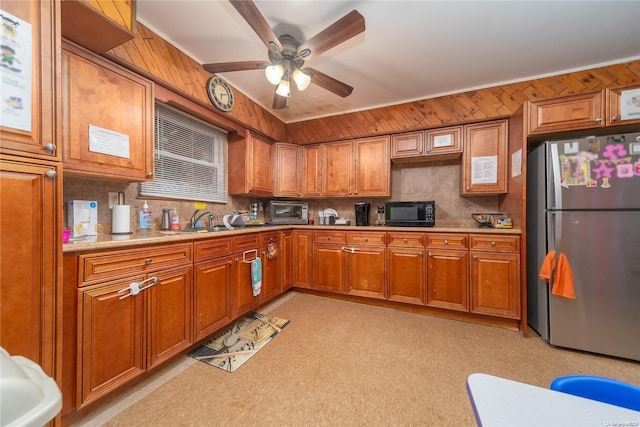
[{"left": 539, "top": 250, "right": 575, "bottom": 299}]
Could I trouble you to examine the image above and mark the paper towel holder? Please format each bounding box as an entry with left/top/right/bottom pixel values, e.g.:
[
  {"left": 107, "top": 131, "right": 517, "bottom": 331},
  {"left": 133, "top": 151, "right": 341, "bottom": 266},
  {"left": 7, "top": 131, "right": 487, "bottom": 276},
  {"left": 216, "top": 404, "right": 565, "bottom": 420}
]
[{"left": 111, "top": 192, "right": 133, "bottom": 235}]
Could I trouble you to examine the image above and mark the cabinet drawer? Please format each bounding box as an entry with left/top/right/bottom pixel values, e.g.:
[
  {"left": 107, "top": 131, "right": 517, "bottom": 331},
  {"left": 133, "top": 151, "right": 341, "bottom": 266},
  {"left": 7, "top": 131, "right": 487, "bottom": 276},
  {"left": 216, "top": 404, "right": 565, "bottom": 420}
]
[
  {"left": 426, "top": 233, "right": 468, "bottom": 249},
  {"left": 387, "top": 232, "right": 424, "bottom": 247},
  {"left": 470, "top": 235, "right": 520, "bottom": 253},
  {"left": 313, "top": 230, "right": 347, "bottom": 244},
  {"left": 233, "top": 234, "right": 260, "bottom": 252},
  {"left": 260, "top": 231, "right": 281, "bottom": 246},
  {"left": 79, "top": 244, "right": 192, "bottom": 285},
  {"left": 348, "top": 232, "right": 386, "bottom": 245},
  {"left": 194, "top": 238, "right": 232, "bottom": 262}
]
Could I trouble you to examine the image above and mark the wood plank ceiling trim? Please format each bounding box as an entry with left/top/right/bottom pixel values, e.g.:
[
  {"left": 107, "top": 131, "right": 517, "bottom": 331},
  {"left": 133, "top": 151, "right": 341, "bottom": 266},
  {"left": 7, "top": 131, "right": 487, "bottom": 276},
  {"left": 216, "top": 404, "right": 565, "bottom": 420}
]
[
  {"left": 287, "top": 60, "right": 640, "bottom": 144},
  {"left": 107, "top": 23, "right": 287, "bottom": 142},
  {"left": 106, "top": 21, "right": 639, "bottom": 145}
]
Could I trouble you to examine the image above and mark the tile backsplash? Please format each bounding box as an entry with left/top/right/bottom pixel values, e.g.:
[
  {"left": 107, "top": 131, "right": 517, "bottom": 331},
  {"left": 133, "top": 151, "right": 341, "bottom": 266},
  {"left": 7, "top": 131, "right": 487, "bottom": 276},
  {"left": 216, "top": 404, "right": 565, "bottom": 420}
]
[{"left": 63, "top": 160, "right": 498, "bottom": 233}]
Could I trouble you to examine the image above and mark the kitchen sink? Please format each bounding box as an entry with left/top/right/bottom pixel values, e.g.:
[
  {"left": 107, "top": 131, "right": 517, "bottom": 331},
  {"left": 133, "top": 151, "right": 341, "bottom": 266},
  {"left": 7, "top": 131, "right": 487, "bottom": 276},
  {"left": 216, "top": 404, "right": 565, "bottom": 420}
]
[{"left": 180, "top": 227, "right": 226, "bottom": 233}]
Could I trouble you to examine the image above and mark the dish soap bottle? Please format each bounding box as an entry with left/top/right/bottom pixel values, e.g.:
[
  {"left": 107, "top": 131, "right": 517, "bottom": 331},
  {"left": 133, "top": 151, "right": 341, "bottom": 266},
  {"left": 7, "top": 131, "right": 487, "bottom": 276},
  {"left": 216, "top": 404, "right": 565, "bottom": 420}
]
[
  {"left": 170, "top": 208, "right": 180, "bottom": 230},
  {"left": 139, "top": 201, "right": 152, "bottom": 230}
]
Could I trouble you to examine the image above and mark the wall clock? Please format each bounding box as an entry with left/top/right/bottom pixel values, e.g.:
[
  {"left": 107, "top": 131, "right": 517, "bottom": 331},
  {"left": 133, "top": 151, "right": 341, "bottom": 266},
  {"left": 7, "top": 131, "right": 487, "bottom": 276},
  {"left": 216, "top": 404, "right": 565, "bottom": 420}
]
[{"left": 207, "top": 77, "right": 235, "bottom": 112}]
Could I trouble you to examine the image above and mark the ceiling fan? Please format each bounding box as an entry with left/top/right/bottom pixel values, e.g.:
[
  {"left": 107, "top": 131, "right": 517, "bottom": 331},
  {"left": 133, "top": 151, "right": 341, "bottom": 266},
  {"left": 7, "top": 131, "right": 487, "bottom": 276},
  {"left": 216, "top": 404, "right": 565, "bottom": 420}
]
[{"left": 202, "top": 0, "right": 365, "bottom": 110}]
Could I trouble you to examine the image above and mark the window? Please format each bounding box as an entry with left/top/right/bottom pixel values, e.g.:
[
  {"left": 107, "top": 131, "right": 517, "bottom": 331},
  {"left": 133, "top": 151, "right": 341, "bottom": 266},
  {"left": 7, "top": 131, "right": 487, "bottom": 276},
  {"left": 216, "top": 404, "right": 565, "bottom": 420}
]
[{"left": 141, "top": 102, "right": 227, "bottom": 203}]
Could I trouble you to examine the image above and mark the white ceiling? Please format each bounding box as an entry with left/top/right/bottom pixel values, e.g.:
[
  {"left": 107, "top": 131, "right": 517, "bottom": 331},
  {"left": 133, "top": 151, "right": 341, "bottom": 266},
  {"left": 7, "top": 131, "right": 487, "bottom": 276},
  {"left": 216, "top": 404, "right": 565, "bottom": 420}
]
[{"left": 137, "top": 1, "right": 640, "bottom": 124}]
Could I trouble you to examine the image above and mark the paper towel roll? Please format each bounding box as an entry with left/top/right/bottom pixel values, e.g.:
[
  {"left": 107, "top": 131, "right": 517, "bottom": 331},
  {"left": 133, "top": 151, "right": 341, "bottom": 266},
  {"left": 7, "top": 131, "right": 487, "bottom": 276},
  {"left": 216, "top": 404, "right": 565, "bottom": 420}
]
[{"left": 112, "top": 205, "right": 131, "bottom": 234}]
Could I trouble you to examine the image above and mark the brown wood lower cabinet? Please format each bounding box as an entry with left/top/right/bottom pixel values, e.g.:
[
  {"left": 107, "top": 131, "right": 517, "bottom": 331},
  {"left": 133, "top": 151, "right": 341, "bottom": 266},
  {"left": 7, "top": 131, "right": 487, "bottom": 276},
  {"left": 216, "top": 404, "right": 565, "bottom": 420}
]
[
  {"left": 345, "top": 232, "right": 386, "bottom": 299},
  {"left": 77, "top": 265, "right": 192, "bottom": 408},
  {"left": 426, "top": 234, "right": 469, "bottom": 311},
  {"left": 292, "top": 230, "right": 313, "bottom": 288},
  {"left": 313, "top": 231, "right": 348, "bottom": 293},
  {"left": 387, "top": 232, "right": 426, "bottom": 305},
  {"left": 194, "top": 238, "right": 234, "bottom": 342},
  {"left": 470, "top": 235, "right": 520, "bottom": 319}
]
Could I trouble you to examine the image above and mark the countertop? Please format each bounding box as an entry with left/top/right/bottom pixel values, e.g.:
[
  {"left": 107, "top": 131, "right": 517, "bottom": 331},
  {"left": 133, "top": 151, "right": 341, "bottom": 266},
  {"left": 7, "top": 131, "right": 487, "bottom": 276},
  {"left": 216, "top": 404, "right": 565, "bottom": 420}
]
[{"left": 62, "top": 222, "right": 522, "bottom": 253}]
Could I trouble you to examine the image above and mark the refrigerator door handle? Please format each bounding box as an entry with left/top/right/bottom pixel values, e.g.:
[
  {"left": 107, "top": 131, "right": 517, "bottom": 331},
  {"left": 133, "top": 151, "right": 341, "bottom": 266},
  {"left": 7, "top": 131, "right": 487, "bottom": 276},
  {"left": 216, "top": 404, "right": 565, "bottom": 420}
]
[{"left": 550, "top": 143, "right": 562, "bottom": 211}]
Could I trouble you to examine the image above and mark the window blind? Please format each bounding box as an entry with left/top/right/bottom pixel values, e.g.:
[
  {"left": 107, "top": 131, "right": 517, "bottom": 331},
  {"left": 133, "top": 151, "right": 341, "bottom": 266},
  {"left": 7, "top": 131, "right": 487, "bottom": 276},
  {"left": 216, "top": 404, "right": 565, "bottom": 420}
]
[{"left": 141, "top": 102, "right": 228, "bottom": 203}]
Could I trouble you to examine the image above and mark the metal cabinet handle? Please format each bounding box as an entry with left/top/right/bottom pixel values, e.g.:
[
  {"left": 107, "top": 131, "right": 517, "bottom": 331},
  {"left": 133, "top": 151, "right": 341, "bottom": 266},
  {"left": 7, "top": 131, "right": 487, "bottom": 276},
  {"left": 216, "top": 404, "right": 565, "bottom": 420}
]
[
  {"left": 611, "top": 115, "right": 621, "bottom": 122},
  {"left": 444, "top": 240, "right": 448, "bottom": 245},
  {"left": 145, "top": 258, "right": 152, "bottom": 265},
  {"left": 45, "top": 143, "right": 56, "bottom": 153},
  {"left": 595, "top": 117, "right": 602, "bottom": 123},
  {"left": 473, "top": 255, "right": 478, "bottom": 260},
  {"left": 228, "top": 260, "right": 233, "bottom": 265},
  {"left": 364, "top": 237, "right": 369, "bottom": 242},
  {"left": 45, "top": 170, "right": 57, "bottom": 178},
  {"left": 428, "top": 252, "right": 432, "bottom": 257},
  {"left": 491, "top": 241, "right": 496, "bottom": 247},
  {"left": 328, "top": 235, "right": 331, "bottom": 240},
  {"left": 419, "top": 251, "right": 423, "bottom": 257},
  {"left": 403, "top": 238, "right": 408, "bottom": 243}
]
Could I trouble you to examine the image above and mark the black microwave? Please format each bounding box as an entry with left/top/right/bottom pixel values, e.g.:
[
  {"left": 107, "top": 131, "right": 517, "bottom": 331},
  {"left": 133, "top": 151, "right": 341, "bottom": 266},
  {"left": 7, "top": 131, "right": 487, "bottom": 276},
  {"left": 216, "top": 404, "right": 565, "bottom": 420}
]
[{"left": 385, "top": 201, "right": 435, "bottom": 227}]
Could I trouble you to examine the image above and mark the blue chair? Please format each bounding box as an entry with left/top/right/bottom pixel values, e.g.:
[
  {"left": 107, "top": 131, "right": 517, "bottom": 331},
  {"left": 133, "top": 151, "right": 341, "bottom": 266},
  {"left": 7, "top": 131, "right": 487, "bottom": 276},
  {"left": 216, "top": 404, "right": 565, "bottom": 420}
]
[{"left": 550, "top": 375, "right": 640, "bottom": 411}]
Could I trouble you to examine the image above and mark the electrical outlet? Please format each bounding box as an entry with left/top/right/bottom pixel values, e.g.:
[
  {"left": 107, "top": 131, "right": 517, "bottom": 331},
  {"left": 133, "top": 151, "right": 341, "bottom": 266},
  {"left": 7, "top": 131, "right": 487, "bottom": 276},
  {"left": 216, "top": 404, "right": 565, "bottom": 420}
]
[{"left": 108, "top": 192, "right": 119, "bottom": 209}]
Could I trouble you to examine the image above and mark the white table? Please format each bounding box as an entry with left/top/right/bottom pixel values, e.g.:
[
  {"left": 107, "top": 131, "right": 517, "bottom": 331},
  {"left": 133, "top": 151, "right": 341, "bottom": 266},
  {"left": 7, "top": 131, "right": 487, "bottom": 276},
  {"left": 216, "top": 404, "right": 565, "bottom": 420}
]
[{"left": 466, "top": 373, "right": 640, "bottom": 427}]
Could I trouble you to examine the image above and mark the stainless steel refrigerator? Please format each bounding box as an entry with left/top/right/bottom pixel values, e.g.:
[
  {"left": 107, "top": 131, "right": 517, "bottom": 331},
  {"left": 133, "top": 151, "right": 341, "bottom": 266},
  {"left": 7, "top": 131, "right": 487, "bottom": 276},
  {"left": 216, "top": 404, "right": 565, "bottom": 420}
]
[{"left": 527, "top": 130, "right": 640, "bottom": 361}]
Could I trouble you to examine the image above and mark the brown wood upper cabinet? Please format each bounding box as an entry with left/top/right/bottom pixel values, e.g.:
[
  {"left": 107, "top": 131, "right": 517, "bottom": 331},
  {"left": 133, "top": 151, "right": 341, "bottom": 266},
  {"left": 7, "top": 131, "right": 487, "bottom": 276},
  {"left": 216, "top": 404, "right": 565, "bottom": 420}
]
[
  {"left": 302, "top": 145, "right": 322, "bottom": 198},
  {"left": 461, "top": 119, "right": 508, "bottom": 195},
  {"left": 606, "top": 84, "right": 640, "bottom": 127},
  {"left": 529, "top": 91, "right": 604, "bottom": 135},
  {"left": 529, "top": 85, "right": 640, "bottom": 135},
  {"left": 0, "top": 1, "right": 59, "bottom": 161},
  {"left": 323, "top": 136, "right": 390, "bottom": 197},
  {"left": 273, "top": 143, "right": 302, "bottom": 197},
  {"left": 61, "top": 41, "right": 154, "bottom": 181},
  {"left": 391, "top": 126, "right": 462, "bottom": 162},
  {"left": 61, "top": 0, "right": 136, "bottom": 52},
  {"left": 228, "top": 132, "right": 273, "bottom": 195}
]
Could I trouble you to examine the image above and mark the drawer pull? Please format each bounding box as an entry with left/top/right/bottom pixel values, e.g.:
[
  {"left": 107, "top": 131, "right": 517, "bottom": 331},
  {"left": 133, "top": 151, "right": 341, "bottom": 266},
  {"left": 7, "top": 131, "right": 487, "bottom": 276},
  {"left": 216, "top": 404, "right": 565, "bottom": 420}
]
[
  {"left": 118, "top": 276, "right": 158, "bottom": 299},
  {"left": 145, "top": 258, "right": 152, "bottom": 265},
  {"left": 491, "top": 241, "right": 496, "bottom": 247},
  {"left": 444, "top": 240, "right": 448, "bottom": 245},
  {"left": 364, "top": 237, "right": 369, "bottom": 242},
  {"left": 403, "top": 238, "right": 408, "bottom": 243},
  {"left": 473, "top": 255, "right": 478, "bottom": 260},
  {"left": 328, "top": 235, "right": 331, "bottom": 240}
]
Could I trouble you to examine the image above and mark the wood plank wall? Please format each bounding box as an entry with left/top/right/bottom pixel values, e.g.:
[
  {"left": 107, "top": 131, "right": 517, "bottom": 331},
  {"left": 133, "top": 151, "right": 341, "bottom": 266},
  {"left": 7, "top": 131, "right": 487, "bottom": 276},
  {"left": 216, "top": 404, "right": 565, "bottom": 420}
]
[
  {"left": 107, "top": 23, "right": 287, "bottom": 142},
  {"left": 107, "top": 22, "right": 640, "bottom": 145}
]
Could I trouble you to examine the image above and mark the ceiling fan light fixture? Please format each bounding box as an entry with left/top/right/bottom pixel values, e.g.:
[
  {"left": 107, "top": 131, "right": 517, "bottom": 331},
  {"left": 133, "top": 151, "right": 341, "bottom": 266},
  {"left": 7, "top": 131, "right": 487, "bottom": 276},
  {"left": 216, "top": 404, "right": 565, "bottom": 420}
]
[
  {"left": 292, "top": 69, "right": 312, "bottom": 91},
  {"left": 275, "top": 79, "right": 291, "bottom": 97},
  {"left": 265, "top": 64, "right": 284, "bottom": 85}
]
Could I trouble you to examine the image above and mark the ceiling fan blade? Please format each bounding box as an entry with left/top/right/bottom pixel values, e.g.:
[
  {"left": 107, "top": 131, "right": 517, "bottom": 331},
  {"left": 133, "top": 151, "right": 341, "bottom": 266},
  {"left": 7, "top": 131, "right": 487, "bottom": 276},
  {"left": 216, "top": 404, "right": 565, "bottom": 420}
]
[
  {"left": 203, "top": 61, "right": 269, "bottom": 74},
  {"left": 229, "top": 0, "right": 283, "bottom": 53},
  {"left": 272, "top": 93, "right": 288, "bottom": 110},
  {"left": 297, "top": 10, "right": 365, "bottom": 61},
  {"left": 306, "top": 68, "right": 353, "bottom": 98}
]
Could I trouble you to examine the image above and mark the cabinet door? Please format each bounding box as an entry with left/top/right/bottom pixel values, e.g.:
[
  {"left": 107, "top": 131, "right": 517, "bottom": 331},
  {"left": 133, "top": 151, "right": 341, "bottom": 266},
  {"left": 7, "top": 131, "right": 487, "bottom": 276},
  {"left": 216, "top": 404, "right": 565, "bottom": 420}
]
[
  {"left": 302, "top": 145, "right": 322, "bottom": 198},
  {"left": 78, "top": 278, "right": 145, "bottom": 408},
  {"left": 322, "top": 140, "right": 353, "bottom": 197},
  {"left": 470, "top": 252, "right": 520, "bottom": 319},
  {"left": 228, "top": 132, "right": 273, "bottom": 195},
  {"left": 194, "top": 257, "right": 234, "bottom": 341},
  {"left": 273, "top": 143, "right": 301, "bottom": 197},
  {"left": 147, "top": 267, "right": 193, "bottom": 369},
  {"left": 233, "top": 254, "right": 260, "bottom": 317},
  {"left": 529, "top": 91, "right": 604, "bottom": 135},
  {"left": 281, "top": 231, "right": 293, "bottom": 291},
  {"left": 313, "top": 244, "right": 347, "bottom": 293},
  {"left": 61, "top": 41, "right": 154, "bottom": 181},
  {"left": 391, "top": 132, "right": 424, "bottom": 159},
  {"left": 0, "top": 157, "right": 59, "bottom": 376},
  {"left": 606, "top": 84, "right": 640, "bottom": 127},
  {"left": 387, "top": 247, "right": 425, "bottom": 305},
  {"left": 354, "top": 136, "right": 390, "bottom": 197},
  {"left": 347, "top": 246, "right": 386, "bottom": 299},
  {"left": 292, "top": 230, "right": 312, "bottom": 288},
  {"left": 426, "top": 249, "right": 469, "bottom": 311},
  {"left": 461, "top": 120, "right": 508, "bottom": 195},
  {"left": 0, "top": 1, "right": 59, "bottom": 160},
  {"left": 260, "top": 245, "right": 281, "bottom": 302},
  {"left": 425, "top": 126, "right": 462, "bottom": 159}
]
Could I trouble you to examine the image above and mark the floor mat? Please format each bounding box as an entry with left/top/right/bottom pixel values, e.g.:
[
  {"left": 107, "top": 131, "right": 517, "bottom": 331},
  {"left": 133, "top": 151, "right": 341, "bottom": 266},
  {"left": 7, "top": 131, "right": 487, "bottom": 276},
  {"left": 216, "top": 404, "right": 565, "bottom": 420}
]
[{"left": 188, "top": 312, "right": 289, "bottom": 372}]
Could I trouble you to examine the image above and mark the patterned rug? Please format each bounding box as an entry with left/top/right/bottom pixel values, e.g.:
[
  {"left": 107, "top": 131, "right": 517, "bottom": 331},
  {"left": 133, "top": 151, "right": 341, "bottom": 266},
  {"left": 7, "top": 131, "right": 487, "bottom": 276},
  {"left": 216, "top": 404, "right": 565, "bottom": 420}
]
[{"left": 188, "top": 312, "right": 290, "bottom": 372}]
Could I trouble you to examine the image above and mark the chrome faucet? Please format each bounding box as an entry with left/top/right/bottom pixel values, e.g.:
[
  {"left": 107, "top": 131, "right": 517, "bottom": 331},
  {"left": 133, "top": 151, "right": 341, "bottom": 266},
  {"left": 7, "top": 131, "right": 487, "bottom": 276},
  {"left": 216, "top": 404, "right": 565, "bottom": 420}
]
[{"left": 190, "top": 210, "right": 213, "bottom": 228}]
